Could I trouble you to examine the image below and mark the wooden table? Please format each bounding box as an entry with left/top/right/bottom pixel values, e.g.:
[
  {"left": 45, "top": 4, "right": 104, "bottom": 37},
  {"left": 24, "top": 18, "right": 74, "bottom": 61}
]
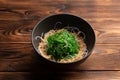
[{"left": 0, "top": 0, "right": 120, "bottom": 80}]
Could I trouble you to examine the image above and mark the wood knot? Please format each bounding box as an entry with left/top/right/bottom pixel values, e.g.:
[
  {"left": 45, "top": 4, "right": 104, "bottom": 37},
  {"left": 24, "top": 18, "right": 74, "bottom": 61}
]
[
  {"left": 55, "top": 4, "right": 70, "bottom": 13},
  {"left": 24, "top": 10, "right": 41, "bottom": 20}
]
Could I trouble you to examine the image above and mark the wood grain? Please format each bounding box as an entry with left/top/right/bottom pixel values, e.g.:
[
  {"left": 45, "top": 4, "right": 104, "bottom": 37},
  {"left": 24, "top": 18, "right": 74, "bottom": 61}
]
[
  {"left": 0, "top": 0, "right": 120, "bottom": 20},
  {"left": 0, "top": 43, "right": 120, "bottom": 71},
  {"left": 0, "top": 71, "right": 120, "bottom": 80},
  {"left": 0, "top": 0, "right": 120, "bottom": 43},
  {"left": 0, "top": 0, "right": 120, "bottom": 79},
  {"left": 0, "top": 20, "right": 120, "bottom": 43}
]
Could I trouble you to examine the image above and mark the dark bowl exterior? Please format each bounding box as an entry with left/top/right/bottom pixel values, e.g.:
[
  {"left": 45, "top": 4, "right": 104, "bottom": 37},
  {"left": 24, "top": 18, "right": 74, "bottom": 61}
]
[{"left": 32, "top": 14, "right": 96, "bottom": 65}]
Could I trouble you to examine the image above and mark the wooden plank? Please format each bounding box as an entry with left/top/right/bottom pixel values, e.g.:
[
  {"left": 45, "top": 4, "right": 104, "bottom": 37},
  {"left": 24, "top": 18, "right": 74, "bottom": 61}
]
[
  {"left": 0, "top": 43, "right": 120, "bottom": 71},
  {"left": 0, "top": 0, "right": 120, "bottom": 20},
  {"left": 0, "top": 20, "right": 120, "bottom": 43},
  {"left": 1, "top": 9, "right": 119, "bottom": 21},
  {"left": 0, "top": 5, "right": 119, "bottom": 20},
  {"left": 0, "top": 0, "right": 120, "bottom": 7},
  {"left": 0, "top": 71, "right": 120, "bottom": 80},
  {"left": 0, "top": 20, "right": 36, "bottom": 43}
]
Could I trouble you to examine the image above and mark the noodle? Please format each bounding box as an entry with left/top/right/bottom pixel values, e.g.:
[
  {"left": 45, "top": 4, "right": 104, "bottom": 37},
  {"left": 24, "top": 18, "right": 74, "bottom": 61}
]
[{"left": 38, "top": 28, "right": 87, "bottom": 63}]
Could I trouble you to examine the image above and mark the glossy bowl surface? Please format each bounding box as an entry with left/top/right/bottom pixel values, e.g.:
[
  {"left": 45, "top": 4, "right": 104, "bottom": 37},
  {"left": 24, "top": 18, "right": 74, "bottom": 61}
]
[{"left": 32, "top": 14, "right": 96, "bottom": 64}]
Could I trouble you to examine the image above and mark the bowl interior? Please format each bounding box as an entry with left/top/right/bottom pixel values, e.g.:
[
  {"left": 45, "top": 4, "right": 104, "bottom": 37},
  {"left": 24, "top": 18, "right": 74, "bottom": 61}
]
[{"left": 32, "top": 14, "right": 95, "bottom": 63}]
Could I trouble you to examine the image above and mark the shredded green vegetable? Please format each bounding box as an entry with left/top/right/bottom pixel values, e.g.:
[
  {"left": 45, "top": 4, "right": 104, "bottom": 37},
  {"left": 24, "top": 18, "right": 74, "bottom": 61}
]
[{"left": 46, "top": 29, "right": 80, "bottom": 61}]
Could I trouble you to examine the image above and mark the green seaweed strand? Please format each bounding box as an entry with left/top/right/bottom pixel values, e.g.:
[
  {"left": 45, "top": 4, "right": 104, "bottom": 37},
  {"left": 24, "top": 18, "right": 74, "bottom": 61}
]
[{"left": 46, "top": 29, "right": 80, "bottom": 61}]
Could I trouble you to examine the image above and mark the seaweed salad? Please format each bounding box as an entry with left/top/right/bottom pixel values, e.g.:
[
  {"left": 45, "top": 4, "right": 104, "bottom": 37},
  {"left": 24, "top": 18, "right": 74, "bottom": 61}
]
[{"left": 46, "top": 30, "right": 80, "bottom": 61}]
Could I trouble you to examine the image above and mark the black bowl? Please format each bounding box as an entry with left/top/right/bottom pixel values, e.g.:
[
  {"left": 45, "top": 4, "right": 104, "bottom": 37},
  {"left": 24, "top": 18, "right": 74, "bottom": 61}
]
[{"left": 32, "top": 14, "right": 95, "bottom": 65}]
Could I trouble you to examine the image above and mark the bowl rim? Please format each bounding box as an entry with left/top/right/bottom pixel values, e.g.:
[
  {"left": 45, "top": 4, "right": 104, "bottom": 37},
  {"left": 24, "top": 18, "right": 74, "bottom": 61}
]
[{"left": 32, "top": 13, "right": 96, "bottom": 64}]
